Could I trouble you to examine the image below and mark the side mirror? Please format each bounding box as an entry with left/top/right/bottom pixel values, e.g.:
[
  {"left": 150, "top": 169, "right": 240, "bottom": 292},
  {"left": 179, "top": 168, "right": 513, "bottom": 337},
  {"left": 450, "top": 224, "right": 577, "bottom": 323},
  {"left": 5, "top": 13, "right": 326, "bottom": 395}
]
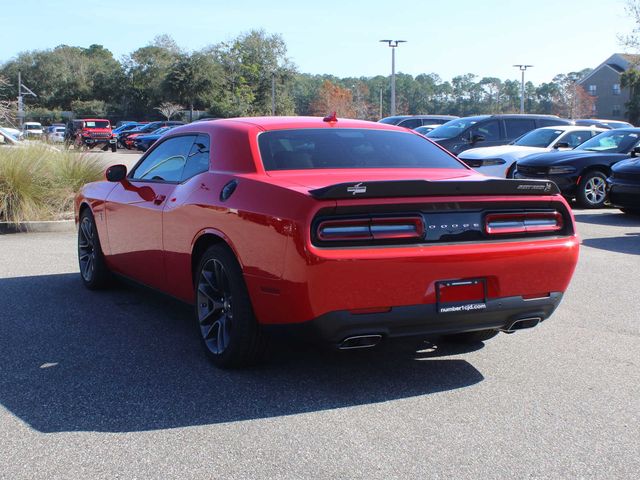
[
  {"left": 554, "top": 142, "right": 570, "bottom": 149},
  {"left": 105, "top": 164, "right": 127, "bottom": 182},
  {"left": 469, "top": 134, "right": 485, "bottom": 144},
  {"left": 631, "top": 146, "right": 640, "bottom": 157}
]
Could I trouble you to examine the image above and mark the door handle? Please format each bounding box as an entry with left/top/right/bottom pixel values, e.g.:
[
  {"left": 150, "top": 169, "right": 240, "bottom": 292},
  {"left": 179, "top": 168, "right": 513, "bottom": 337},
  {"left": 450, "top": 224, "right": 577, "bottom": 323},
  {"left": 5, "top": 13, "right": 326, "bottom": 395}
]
[{"left": 153, "top": 194, "right": 166, "bottom": 205}]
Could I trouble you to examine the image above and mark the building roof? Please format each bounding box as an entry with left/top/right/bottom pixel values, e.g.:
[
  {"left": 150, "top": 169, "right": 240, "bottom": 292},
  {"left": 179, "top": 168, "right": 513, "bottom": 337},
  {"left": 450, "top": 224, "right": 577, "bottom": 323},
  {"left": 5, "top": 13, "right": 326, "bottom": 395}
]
[{"left": 579, "top": 53, "right": 640, "bottom": 84}]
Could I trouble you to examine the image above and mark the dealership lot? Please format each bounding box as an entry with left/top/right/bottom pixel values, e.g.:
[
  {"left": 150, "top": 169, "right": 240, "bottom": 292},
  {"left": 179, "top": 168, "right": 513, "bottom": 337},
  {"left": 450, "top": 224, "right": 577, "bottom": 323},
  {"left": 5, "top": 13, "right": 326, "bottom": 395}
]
[{"left": 0, "top": 210, "right": 638, "bottom": 479}]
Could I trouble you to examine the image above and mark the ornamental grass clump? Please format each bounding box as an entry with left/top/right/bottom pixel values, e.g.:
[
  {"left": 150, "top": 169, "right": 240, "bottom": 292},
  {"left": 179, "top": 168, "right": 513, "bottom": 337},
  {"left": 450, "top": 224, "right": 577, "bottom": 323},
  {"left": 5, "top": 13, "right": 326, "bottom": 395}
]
[{"left": 0, "top": 145, "right": 103, "bottom": 223}]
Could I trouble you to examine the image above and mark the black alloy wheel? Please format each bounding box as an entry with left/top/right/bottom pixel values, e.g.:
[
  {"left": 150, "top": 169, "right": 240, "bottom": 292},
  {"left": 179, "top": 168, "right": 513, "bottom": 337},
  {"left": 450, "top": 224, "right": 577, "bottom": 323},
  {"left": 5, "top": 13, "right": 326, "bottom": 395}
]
[
  {"left": 78, "top": 210, "right": 111, "bottom": 289},
  {"left": 195, "top": 245, "right": 268, "bottom": 368}
]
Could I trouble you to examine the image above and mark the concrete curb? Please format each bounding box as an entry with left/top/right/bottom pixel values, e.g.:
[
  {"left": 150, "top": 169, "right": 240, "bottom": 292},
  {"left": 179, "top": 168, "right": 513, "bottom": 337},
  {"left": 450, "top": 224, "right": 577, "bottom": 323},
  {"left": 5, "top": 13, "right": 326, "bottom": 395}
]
[{"left": 0, "top": 220, "right": 76, "bottom": 234}]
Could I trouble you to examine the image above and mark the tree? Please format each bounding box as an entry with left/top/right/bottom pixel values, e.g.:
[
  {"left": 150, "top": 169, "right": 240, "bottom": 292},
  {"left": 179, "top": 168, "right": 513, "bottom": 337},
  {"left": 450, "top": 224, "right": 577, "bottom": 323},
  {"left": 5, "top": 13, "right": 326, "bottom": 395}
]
[
  {"left": 163, "top": 52, "right": 222, "bottom": 120},
  {"left": 156, "top": 102, "right": 183, "bottom": 120},
  {"left": 0, "top": 75, "right": 14, "bottom": 123},
  {"left": 309, "top": 80, "right": 356, "bottom": 117},
  {"left": 621, "top": 69, "right": 640, "bottom": 125},
  {"left": 551, "top": 72, "right": 595, "bottom": 118}
]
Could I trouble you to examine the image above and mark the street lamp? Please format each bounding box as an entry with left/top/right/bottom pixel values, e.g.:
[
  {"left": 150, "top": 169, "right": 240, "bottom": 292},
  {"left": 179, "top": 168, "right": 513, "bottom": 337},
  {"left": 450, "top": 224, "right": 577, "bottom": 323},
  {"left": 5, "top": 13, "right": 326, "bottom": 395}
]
[
  {"left": 513, "top": 64, "right": 533, "bottom": 114},
  {"left": 380, "top": 40, "right": 406, "bottom": 116}
]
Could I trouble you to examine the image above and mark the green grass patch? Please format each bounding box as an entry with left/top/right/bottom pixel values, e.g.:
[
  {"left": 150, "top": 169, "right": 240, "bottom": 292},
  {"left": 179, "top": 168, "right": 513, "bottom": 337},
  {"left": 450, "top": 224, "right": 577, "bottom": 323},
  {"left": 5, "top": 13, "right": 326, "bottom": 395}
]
[{"left": 0, "top": 145, "right": 103, "bottom": 223}]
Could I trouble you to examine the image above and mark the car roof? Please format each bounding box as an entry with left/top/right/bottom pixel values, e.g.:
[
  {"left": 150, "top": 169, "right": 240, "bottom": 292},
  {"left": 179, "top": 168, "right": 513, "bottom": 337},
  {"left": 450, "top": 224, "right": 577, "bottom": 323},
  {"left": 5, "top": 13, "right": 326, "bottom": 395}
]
[
  {"left": 187, "top": 116, "right": 401, "bottom": 131},
  {"left": 536, "top": 125, "right": 605, "bottom": 132}
]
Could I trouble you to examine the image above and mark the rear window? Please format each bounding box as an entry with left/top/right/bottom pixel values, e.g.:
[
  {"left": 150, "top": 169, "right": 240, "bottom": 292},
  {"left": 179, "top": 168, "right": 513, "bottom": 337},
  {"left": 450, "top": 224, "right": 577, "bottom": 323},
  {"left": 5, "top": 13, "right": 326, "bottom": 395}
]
[{"left": 258, "top": 128, "right": 465, "bottom": 171}]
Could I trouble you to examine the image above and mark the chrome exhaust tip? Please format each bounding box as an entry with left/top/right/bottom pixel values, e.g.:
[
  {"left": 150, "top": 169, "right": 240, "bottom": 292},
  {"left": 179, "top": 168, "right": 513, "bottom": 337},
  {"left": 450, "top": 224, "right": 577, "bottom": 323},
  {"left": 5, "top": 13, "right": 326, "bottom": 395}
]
[
  {"left": 500, "top": 317, "right": 542, "bottom": 334},
  {"left": 338, "top": 334, "right": 383, "bottom": 350}
]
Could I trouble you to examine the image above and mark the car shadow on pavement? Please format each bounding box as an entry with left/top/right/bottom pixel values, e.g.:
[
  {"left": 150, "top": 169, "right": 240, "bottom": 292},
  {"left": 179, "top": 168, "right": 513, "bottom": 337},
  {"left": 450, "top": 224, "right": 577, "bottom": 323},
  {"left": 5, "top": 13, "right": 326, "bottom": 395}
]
[
  {"left": 573, "top": 211, "right": 640, "bottom": 227},
  {"left": 581, "top": 233, "right": 640, "bottom": 255},
  {"left": 0, "top": 273, "right": 485, "bottom": 433}
]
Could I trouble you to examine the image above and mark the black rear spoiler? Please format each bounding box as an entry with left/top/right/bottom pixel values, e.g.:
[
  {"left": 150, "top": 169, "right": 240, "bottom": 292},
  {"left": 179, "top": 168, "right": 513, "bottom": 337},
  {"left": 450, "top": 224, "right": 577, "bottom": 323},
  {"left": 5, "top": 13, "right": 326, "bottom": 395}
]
[{"left": 308, "top": 178, "right": 559, "bottom": 200}]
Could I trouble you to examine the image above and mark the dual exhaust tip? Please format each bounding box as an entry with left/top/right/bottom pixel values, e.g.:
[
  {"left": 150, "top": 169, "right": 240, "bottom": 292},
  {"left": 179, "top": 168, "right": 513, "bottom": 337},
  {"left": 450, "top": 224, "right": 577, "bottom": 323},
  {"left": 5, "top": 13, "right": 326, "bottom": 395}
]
[{"left": 338, "top": 317, "right": 543, "bottom": 349}]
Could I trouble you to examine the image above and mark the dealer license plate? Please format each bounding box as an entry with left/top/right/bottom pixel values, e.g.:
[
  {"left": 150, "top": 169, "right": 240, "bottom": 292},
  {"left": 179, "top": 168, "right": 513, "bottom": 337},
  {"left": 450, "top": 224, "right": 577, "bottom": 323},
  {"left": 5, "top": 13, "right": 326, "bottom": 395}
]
[{"left": 436, "top": 278, "right": 487, "bottom": 314}]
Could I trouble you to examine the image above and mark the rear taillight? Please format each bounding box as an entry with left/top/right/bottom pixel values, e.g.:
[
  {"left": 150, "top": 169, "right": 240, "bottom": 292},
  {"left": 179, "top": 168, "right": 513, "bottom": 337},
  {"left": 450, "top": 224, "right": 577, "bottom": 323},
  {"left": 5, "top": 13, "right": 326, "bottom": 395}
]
[
  {"left": 485, "top": 211, "right": 563, "bottom": 235},
  {"left": 317, "top": 216, "right": 424, "bottom": 242}
]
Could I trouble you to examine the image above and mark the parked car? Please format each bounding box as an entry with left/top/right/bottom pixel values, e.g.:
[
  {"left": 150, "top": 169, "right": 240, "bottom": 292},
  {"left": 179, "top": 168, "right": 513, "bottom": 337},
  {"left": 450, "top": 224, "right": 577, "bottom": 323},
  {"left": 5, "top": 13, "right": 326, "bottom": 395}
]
[
  {"left": 119, "top": 121, "right": 185, "bottom": 149},
  {"left": 379, "top": 115, "right": 459, "bottom": 129},
  {"left": 574, "top": 119, "right": 633, "bottom": 129},
  {"left": 426, "top": 114, "right": 573, "bottom": 155},
  {"left": 133, "top": 126, "right": 176, "bottom": 152},
  {"left": 515, "top": 128, "right": 640, "bottom": 208},
  {"left": 22, "top": 121, "right": 43, "bottom": 138},
  {"left": 115, "top": 120, "right": 139, "bottom": 128},
  {"left": 0, "top": 126, "right": 22, "bottom": 146},
  {"left": 44, "top": 125, "right": 66, "bottom": 143},
  {"left": 0, "top": 126, "right": 23, "bottom": 141},
  {"left": 75, "top": 116, "right": 579, "bottom": 368},
  {"left": 414, "top": 124, "right": 441, "bottom": 135},
  {"left": 607, "top": 154, "right": 640, "bottom": 214},
  {"left": 458, "top": 126, "right": 605, "bottom": 178},
  {"left": 65, "top": 119, "right": 117, "bottom": 152}
]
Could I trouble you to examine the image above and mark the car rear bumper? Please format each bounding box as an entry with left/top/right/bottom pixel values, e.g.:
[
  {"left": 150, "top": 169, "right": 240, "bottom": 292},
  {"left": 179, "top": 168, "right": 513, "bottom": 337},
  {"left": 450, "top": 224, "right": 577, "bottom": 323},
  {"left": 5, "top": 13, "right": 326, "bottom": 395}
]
[
  {"left": 283, "top": 292, "right": 563, "bottom": 345},
  {"left": 245, "top": 235, "right": 580, "bottom": 328}
]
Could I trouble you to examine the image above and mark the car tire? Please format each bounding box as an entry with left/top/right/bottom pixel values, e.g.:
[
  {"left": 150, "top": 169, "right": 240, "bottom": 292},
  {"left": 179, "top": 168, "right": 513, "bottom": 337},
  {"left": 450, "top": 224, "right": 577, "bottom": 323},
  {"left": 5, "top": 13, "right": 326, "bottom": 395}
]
[
  {"left": 444, "top": 329, "right": 499, "bottom": 344},
  {"left": 194, "top": 244, "right": 269, "bottom": 368},
  {"left": 78, "top": 209, "right": 111, "bottom": 290},
  {"left": 577, "top": 171, "right": 608, "bottom": 208},
  {"left": 111, "top": 144, "right": 117, "bottom": 153}
]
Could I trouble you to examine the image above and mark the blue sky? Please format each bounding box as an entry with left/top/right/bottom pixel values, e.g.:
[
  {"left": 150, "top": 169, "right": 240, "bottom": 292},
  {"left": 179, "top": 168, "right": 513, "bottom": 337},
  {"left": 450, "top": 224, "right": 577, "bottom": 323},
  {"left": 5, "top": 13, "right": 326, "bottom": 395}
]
[{"left": 0, "top": 0, "right": 634, "bottom": 85}]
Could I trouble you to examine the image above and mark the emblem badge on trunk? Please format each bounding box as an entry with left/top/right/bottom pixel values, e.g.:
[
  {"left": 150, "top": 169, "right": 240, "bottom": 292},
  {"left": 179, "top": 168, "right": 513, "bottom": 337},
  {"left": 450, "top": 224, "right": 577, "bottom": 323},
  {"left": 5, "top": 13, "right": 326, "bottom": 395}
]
[{"left": 347, "top": 183, "right": 367, "bottom": 195}]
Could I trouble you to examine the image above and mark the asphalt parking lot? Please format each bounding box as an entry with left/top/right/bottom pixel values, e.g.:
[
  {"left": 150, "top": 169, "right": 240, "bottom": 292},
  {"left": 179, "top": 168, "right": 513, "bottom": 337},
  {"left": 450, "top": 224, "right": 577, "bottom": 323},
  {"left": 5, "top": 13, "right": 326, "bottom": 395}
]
[{"left": 0, "top": 209, "right": 638, "bottom": 479}]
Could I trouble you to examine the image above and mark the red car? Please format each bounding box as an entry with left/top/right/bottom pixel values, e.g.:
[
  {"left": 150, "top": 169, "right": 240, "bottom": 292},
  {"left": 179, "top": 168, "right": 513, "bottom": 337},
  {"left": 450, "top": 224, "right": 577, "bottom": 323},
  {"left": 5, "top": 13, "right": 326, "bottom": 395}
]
[{"left": 75, "top": 116, "right": 579, "bottom": 368}]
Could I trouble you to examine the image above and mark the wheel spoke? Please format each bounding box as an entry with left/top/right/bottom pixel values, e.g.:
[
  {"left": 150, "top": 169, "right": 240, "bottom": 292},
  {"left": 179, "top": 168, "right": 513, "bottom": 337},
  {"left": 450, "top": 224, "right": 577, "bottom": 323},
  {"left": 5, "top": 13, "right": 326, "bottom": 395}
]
[{"left": 217, "top": 316, "right": 226, "bottom": 351}]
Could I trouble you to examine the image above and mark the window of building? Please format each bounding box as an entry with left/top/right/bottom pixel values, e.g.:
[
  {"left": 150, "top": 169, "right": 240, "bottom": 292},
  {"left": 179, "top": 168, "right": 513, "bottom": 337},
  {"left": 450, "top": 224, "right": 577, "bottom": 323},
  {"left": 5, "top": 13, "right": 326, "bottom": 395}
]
[
  {"left": 612, "top": 105, "right": 621, "bottom": 117},
  {"left": 588, "top": 85, "right": 597, "bottom": 96},
  {"left": 613, "top": 83, "right": 621, "bottom": 95}
]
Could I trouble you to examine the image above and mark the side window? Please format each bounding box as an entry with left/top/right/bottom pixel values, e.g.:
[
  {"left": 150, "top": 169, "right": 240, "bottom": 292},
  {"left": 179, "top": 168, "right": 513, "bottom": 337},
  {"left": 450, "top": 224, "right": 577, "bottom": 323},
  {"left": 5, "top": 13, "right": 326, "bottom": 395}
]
[
  {"left": 563, "top": 131, "right": 593, "bottom": 148},
  {"left": 504, "top": 119, "right": 536, "bottom": 138},
  {"left": 181, "top": 134, "right": 210, "bottom": 181},
  {"left": 470, "top": 120, "right": 500, "bottom": 142},
  {"left": 398, "top": 118, "right": 422, "bottom": 129},
  {"left": 131, "top": 135, "right": 195, "bottom": 182}
]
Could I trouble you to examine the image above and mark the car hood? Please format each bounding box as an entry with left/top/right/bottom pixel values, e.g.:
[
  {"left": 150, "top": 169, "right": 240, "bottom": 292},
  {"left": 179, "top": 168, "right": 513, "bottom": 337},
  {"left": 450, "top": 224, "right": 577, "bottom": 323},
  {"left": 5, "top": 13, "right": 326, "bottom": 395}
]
[
  {"left": 612, "top": 157, "right": 640, "bottom": 173},
  {"left": 518, "top": 150, "right": 629, "bottom": 166},
  {"left": 459, "top": 145, "right": 549, "bottom": 159},
  {"left": 259, "top": 168, "right": 486, "bottom": 194}
]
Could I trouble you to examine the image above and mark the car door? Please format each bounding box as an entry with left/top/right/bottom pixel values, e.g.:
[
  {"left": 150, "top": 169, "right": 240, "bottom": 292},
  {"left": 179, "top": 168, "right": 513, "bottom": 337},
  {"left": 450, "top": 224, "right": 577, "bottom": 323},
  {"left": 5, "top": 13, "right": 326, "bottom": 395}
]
[
  {"left": 105, "top": 134, "right": 196, "bottom": 289},
  {"left": 162, "top": 134, "right": 213, "bottom": 301}
]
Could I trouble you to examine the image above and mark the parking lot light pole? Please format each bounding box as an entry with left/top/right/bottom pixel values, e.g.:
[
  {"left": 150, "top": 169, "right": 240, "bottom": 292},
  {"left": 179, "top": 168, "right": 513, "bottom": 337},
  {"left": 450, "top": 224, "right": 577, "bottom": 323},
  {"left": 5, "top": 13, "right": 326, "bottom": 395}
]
[
  {"left": 513, "top": 64, "right": 533, "bottom": 114},
  {"left": 380, "top": 40, "right": 406, "bottom": 116}
]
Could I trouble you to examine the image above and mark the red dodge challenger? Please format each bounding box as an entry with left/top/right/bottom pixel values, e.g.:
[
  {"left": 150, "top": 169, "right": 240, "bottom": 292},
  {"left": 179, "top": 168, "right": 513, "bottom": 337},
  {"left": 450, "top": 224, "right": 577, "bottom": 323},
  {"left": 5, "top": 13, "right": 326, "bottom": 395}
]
[{"left": 75, "top": 116, "right": 579, "bottom": 368}]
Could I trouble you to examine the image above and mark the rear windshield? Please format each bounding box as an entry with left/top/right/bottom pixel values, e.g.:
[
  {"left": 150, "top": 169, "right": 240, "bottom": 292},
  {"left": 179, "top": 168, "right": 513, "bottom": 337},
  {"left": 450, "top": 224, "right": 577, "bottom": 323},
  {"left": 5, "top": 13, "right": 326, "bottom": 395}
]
[
  {"left": 258, "top": 128, "right": 465, "bottom": 171},
  {"left": 83, "top": 120, "right": 110, "bottom": 129}
]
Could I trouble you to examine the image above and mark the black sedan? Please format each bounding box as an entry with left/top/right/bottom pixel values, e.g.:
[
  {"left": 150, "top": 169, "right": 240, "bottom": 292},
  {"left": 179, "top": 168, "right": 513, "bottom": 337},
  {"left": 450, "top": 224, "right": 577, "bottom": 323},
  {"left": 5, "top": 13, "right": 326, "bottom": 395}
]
[
  {"left": 608, "top": 156, "right": 640, "bottom": 214},
  {"left": 515, "top": 128, "right": 640, "bottom": 208}
]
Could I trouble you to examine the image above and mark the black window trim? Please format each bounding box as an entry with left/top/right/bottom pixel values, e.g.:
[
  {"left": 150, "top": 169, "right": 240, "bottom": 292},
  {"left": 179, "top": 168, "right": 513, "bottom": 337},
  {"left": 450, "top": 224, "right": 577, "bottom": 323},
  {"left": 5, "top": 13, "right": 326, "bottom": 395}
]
[{"left": 127, "top": 132, "right": 211, "bottom": 185}]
